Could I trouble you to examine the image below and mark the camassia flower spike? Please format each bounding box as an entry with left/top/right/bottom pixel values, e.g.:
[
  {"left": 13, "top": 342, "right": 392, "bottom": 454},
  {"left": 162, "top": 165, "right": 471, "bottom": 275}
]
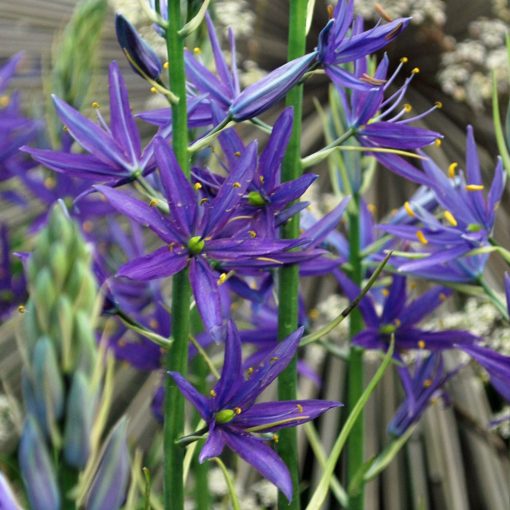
[
  {"left": 170, "top": 321, "right": 342, "bottom": 501},
  {"left": 22, "top": 61, "right": 158, "bottom": 186}
]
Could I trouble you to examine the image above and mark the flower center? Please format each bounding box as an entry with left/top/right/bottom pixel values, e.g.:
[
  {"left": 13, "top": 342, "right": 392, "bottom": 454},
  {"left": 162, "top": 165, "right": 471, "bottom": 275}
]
[
  {"left": 215, "top": 407, "right": 241, "bottom": 424},
  {"left": 188, "top": 236, "right": 205, "bottom": 255},
  {"left": 379, "top": 323, "right": 397, "bottom": 335},
  {"left": 247, "top": 191, "right": 267, "bottom": 207}
]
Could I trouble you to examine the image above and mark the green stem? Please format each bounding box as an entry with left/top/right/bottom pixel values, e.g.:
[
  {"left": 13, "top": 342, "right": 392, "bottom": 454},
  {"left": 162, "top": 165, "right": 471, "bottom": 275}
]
[
  {"left": 478, "top": 275, "right": 509, "bottom": 320},
  {"left": 347, "top": 192, "right": 365, "bottom": 510},
  {"left": 164, "top": 3, "right": 191, "bottom": 509},
  {"left": 277, "top": 1, "right": 308, "bottom": 508}
]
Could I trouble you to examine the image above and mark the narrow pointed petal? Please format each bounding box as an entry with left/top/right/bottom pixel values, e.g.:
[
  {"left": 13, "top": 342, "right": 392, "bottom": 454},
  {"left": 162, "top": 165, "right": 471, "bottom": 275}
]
[
  {"left": 169, "top": 371, "right": 212, "bottom": 421},
  {"left": 52, "top": 95, "right": 127, "bottom": 169},
  {"left": 381, "top": 275, "right": 406, "bottom": 323},
  {"left": 117, "top": 246, "right": 188, "bottom": 280},
  {"left": 0, "top": 52, "right": 24, "bottom": 92},
  {"left": 223, "top": 430, "right": 292, "bottom": 502},
  {"left": 199, "top": 426, "right": 226, "bottom": 462},
  {"left": 326, "top": 65, "right": 375, "bottom": 91},
  {"left": 397, "top": 245, "right": 470, "bottom": 273},
  {"left": 370, "top": 150, "right": 431, "bottom": 186},
  {"left": 230, "top": 327, "right": 304, "bottom": 409},
  {"left": 487, "top": 158, "right": 505, "bottom": 226},
  {"left": 235, "top": 400, "right": 342, "bottom": 432},
  {"left": 230, "top": 52, "right": 318, "bottom": 121},
  {"left": 205, "top": 13, "right": 234, "bottom": 92},
  {"left": 95, "top": 185, "right": 177, "bottom": 243},
  {"left": 400, "top": 287, "right": 452, "bottom": 326},
  {"left": 0, "top": 472, "right": 21, "bottom": 510},
  {"left": 154, "top": 137, "right": 197, "bottom": 236},
  {"left": 108, "top": 61, "right": 142, "bottom": 166},
  {"left": 189, "top": 257, "right": 225, "bottom": 343},
  {"left": 213, "top": 321, "right": 243, "bottom": 408},
  {"left": 270, "top": 173, "right": 318, "bottom": 208},
  {"left": 360, "top": 122, "right": 440, "bottom": 149}
]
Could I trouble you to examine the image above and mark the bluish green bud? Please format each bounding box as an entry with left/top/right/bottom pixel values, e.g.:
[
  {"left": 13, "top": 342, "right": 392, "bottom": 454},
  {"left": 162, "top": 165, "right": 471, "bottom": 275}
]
[
  {"left": 63, "top": 372, "right": 94, "bottom": 468},
  {"left": 188, "top": 236, "right": 205, "bottom": 255},
  {"left": 30, "top": 230, "right": 51, "bottom": 274},
  {"left": 53, "top": 295, "right": 73, "bottom": 372},
  {"left": 72, "top": 269, "right": 98, "bottom": 313},
  {"left": 32, "top": 337, "right": 65, "bottom": 427},
  {"left": 73, "top": 311, "right": 97, "bottom": 376},
  {"left": 19, "top": 415, "right": 60, "bottom": 510},
  {"left": 32, "top": 268, "right": 56, "bottom": 333},
  {"left": 65, "top": 261, "right": 88, "bottom": 304},
  {"left": 49, "top": 242, "right": 69, "bottom": 291},
  {"left": 47, "top": 203, "right": 73, "bottom": 245},
  {"left": 85, "top": 418, "right": 130, "bottom": 510}
]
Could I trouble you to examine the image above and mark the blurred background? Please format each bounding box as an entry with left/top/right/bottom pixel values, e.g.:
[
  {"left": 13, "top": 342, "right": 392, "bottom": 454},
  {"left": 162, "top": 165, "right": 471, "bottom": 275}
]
[{"left": 0, "top": 1, "right": 509, "bottom": 508}]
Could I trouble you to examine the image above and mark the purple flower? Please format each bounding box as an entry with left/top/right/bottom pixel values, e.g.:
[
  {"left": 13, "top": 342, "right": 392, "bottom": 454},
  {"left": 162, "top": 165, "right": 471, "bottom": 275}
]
[
  {"left": 317, "top": 1, "right": 410, "bottom": 90},
  {"left": 381, "top": 126, "right": 505, "bottom": 276},
  {"left": 170, "top": 321, "right": 341, "bottom": 500},
  {"left": 22, "top": 61, "right": 159, "bottom": 185},
  {"left": 96, "top": 138, "right": 298, "bottom": 340},
  {"left": 335, "top": 272, "right": 478, "bottom": 352}
]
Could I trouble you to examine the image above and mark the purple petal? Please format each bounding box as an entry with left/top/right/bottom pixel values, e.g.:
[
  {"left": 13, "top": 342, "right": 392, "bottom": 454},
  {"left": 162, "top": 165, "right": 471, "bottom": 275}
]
[
  {"left": 223, "top": 430, "right": 292, "bottom": 502},
  {"left": 235, "top": 400, "right": 342, "bottom": 432},
  {"left": 381, "top": 275, "right": 406, "bottom": 323},
  {"left": 205, "top": 13, "right": 234, "bottom": 93},
  {"left": 108, "top": 61, "right": 142, "bottom": 166},
  {"left": 360, "top": 122, "right": 440, "bottom": 150},
  {"left": 189, "top": 257, "right": 225, "bottom": 343},
  {"left": 199, "top": 425, "right": 226, "bottom": 462},
  {"left": 169, "top": 371, "right": 212, "bottom": 421},
  {"left": 118, "top": 246, "right": 188, "bottom": 280},
  {"left": 270, "top": 173, "right": 318, "bottom": 208},
  {"left": 400, "top": 287, "right": 452, "bottom": 326}
]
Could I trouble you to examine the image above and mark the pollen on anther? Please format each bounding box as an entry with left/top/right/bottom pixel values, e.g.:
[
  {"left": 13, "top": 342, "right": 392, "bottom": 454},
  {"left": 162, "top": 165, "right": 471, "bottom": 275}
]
[
  {"left": 404, "top": 103, "right": 412, "bottom": 113},
  {"left": 82, "top": 221, "right": 93, "bottom": 233},
  {"left": 163, "top": 61, "right": 169, "bottom": 69},
  {"left": 194, "top": 182, "right": 202, "bottom": 190},
  {"left": 439, "top": 292, "right": 447, "bottom": 302},
  {"left": 296, "top": 404, "right": 304, "bottom": 413},
  {"left": 217, "top": 273, "right": 228, "bottom": 286},
  {"left": 91, "top": 101, "right": 100, "bottom": 109},
  {"left": 404, "top": 201, "right": 415, "bottom": 217},
  {"left": 272, "top": 434, "right": 279, "bottom": 443},
  {"left": 434, "top": 138, "right": 442, "bottom": 147},
  {"left": 150, "top": 86, "right": 158, "bottom": 94},
  {"left": 0, "top": 95, "right": 10, "bottom": 108},
  {"left": 209, "top": 389, "right": 217, "bottom": 397},
  {"left": 199, "top": 198, "right": 209, "bottom": 205},
  {"left": 259, "top": 175, "right": 265, "bottom": 183},
  {"left": 309, "top": 308, "right": 320, "bottom": 320},
  {"left": 248, "top": 230, "right": 257, "bottom": 238},
  {"left": 465, "top": 184, "right": 484, "bottom": 191},
  {"left": 375, "top": 3, "right": 393, "bottom": 21},
  {"left": 44, "top": 176, "right": 56, "bottom": 189},
  {"left": 417, "top": 340, "right": 426, "bottom": 349},
  {"left": 423, "top": 379, "right": 433, "bottom": 388},
  {"left": 443, "top": 210, "right": 457, "bottom": 226},
  {"left": 149, "top": 198, "right": 158, "bottom": 207},
  {"left": 193, "top": 47, "right": 201, "bottom": 55},
  {"left": 247, "top": 367, "right": 254, "bottom": 377},
  {"left": 416, "top": 230, "right": 428, "bottom": 245},
  {"left": 394, "top": 318, "right": 401, "bottom": 327},
  {"left": 270, "top": 356, "right": 279, "bottom": 364},
  {"left": 381, "top": 288, "right": 390, "bottom": 297},
  {"left": 411, "top": 67, "right": 420, "bottom": 74},
  {"left": 435, "top": 101, "right": 443, "bottom": 109},
  {"left": 448, "top": 162, "right": 458, "bottom": 178},
  {"left": 18, "top": 304, "right": 26, "bottom": 314},
  {"left": 233, "top": 182, "right": 241, "bottom": 188},
  {"left": 367, "top": 203, "right": 377, "bottom": 215},
  {"left": 234, "top": 407, "right": 242, "bottom": 415},
  {"left": 400, "top": 56, "right": 409, "bottom": 64},
  {"left": 327, "top": 4, "right": 334, "bottom": 18}
]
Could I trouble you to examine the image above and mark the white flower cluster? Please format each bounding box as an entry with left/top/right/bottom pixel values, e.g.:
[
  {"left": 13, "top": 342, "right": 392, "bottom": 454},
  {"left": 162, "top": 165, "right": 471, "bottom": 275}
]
[
  {"left": 438, "top": 17, "right": 509, "bottom": 109},
  {"left": 354, "top": 0, "right": 447, "bottom": 26}
]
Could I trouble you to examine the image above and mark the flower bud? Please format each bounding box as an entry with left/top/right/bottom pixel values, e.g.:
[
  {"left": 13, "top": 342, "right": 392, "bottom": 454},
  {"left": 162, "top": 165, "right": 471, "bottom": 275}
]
[
  {"left": 85, "top": 418, "right": 130, "bottom": 510},
  {"left": 19, "top": 416, "right": 60, "bottom": 510},
  {"left": 63, "top": 372, "right": 95, "bottom": 468},
  {"left": 115, "top": 14, "right": 162, "bottom": 80},
  {"left": 32, "top": 268, "right": 56, "bottom": 333}
]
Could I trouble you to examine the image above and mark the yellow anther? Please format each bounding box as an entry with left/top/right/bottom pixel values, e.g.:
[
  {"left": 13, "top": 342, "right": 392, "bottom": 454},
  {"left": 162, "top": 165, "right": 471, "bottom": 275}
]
[
  {"left": 91, "top": 101, "right": 100, "bottom": 109},
  {"left": 400, "top": 56, "right": 409, "bottom": 64},
  {"left": 18, "top": 304, "right": 26, "bottom": 314},
  {"left": 234, "top": 407, "right": 242, "bottom": 415},
  {"left": 443, "top": 210, "right": 457, "bottom": 226},
  {"left": 63, "top": 125, "right": 69, "bottom": 132},
  {"left": 0, "top": 95, "right": 10, "bottom": 108},
  {"left": 272, "top": 434, "right": 279, "bottom": 443},
  {"left": 416, "top": 230, "right": 429, "bottom": 245},
  {"left": 435, "top": 101, "right": 443, "bottom": 109},
  {"left": 296, "top": 404, "right": 304, "bottom": 413},
  {"left": 394, "top": 318, "right": 401, "bottom": 327},
  {"left": 82, "top": 221, "right": 93, "bottom": 233},
  {"left": 381, "top": 288, "right": 390, "bottom": 297},
  {"left": 193, "top": 47, "right": 201, "bottom": 55},
  {"left": 308, "top": 308, "right": 320, "bottom": 320},
  {"left": 327, "top": 4, "right": 334, "bottom": 18},
  {"left": 417, "top": 340, "right": 426, "bottom": 349},
  {"left": 217, "top": 273, "right": 228, "bottom": 285},
  {"left": 163, "top": 61, "right": 169, "bottom": 69},
  {"left": 209, "top": 389, "right": 217, "bottom": 397},
  {"left": 233, "top": 151, "right": 241, "bottom": 157},
  {"left": 168, "top": 243, "right": 175, "bottom": 252},
  {"left": 44, "top": 176, "right": 56, "bottom": 189},
  {"left": 149, "top": 319, "right": 159, "bottom": 329},
  {"left": 411, "top": 67, "right": 420, "bottom": 74},
  {"left": 248, "top": 230, "right": 257, "bottom": 238},
  {"left": 118, "top": 338, "right": 127, "bottom": 347},
  {"left": 194, "top": 182, "right": 202, "bottom": 190},
  {"left": 404, "top": 103, "right": 412, "bottom": 113},
  {"left": 465, "top": 184, "right": 484, "bottom": 191},
  {"left": 233, "top": 182, "right": 241, "bottom": 188},
  {"left": 439, "top": 292, "right": 447, "bottom": 302},
  {"left": 199, "top": 198, "right": 209, "bottom": 205},
  {"left": 448, "top": 162, "right": 458, "bottom": 178},
  {"left": 434, "top": 138, "right": 442, "bottom": 147},
  {"left": 367, "top": 203, "right": 377, "bottom": 215},
  {"left": 404, "top": 201, "right": 415, "bottom": 217},
  {"left": 150, "top": 86, "right": 158, "bottom": 94},
  {"left": 423, "top": 378, "right": 433, "bottom": 388},
  {"left": 259, "top": 175, "right": 265, "bottom": 183},
  {"left": 247, "top": 367, "right": 254, "bottom": 377},
  {"left": 149, "top": 198, "right": 158, "bottom": 207}
]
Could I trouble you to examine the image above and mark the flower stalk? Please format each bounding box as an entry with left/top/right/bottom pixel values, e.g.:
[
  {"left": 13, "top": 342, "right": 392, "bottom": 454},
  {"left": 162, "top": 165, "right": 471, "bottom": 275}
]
[
  {"left": 277, "top": 0, "right": 308, "bottom": 508},
  {"left": 163, "top": 1, "right": 191, "bottom": 509}
]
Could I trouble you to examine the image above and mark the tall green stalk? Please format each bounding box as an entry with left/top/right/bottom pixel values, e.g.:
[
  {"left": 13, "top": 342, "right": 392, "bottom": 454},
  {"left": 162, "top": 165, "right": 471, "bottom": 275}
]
[
  {"left": 346, "top": 192, "right": 365, "bottom": 510},
  {"left": 163, "top": 2, "right": 191, "bottom": 509},
  {"left": 277, "top": 1, "right": 307, "bottom": 508}
]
